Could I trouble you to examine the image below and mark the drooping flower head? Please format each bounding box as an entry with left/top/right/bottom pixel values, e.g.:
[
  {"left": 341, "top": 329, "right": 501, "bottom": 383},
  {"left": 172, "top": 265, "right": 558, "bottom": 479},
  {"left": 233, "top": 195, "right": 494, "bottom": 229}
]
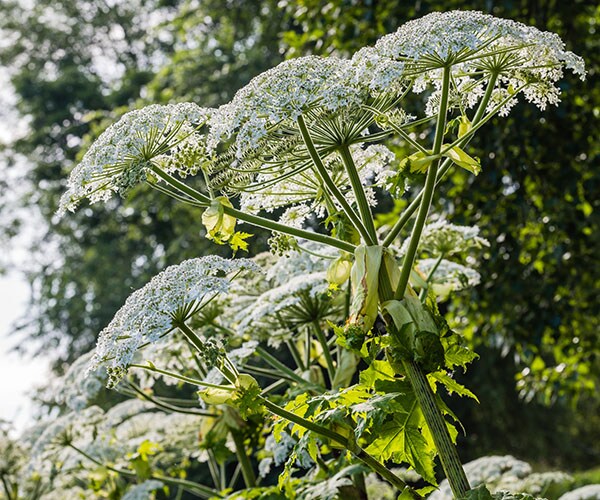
[
  {"left": 361, "top": 11, "right": 585, "bottom": 115},
  {"left": 58, "top": 103, "right": 210, "bottom": 215},
  {"left": 223, "top": 243, "right": 340, "bottom": 346},
  {"left": 416, "top": 258, "right": 481, "bottom": 300},
  {"left": 88, "top": 256, "right": 259, "bottom": 386}
]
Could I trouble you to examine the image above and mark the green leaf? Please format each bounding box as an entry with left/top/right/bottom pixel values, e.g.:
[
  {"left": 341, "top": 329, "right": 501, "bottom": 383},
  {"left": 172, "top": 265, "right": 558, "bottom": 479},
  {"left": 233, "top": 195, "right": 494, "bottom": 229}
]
[
  {"left": 129, "top": 455, "right": 152, "bottom": 481},
  {"left": 202, "top": 196, "right": 237, "bottom": 244},
  {"left": 229, "top": 231, "right": 253, "bottom": 254},
  {"left": 400, "top": 151, "right": 436, "bottom": 174},
  {"left": 429, "top": 371, "right": 479, "bottom": 402},
  {"left": 365, "top": 395, "right": 437, "bottom": 484},
  {"left": 442, "top": 338, "right": 479, "bottom": 371},
  {"left": 348, "top": 245, "right": 383, "bottom": 333},
  {"left": 359, "top": 360, "right": 396, "bottom": 389},
  {"left": 331, "top": 349, "right": 360, "bottom": 389},
  {"left": 460, "top": 484, "right": 494, "bottom": 500},
  {"left": 442, "top": 145, "right": 481, "bottom": 175}
]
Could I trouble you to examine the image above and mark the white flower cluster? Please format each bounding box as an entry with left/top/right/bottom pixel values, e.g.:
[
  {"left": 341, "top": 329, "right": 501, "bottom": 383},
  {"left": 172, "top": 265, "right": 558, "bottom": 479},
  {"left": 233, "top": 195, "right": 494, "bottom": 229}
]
[
  {"left": 25, "top": 399, "right": 209, "bottom": 495},
  {"left": 58, "top": 102, "right": 210, "bottom": 215},
  {"left": 88, "top": 256, "right": 259, "bottom": 387},
  {"left": 234, "top": 271, "right": 330, "bottom": 346},
  {"left": 208, "top": 56, "right": 361, "bottom": 157},
  {"left": 559, "top": 485, "right": 600, "bottom": 500},
  {"left": 408, "top": 220, "right": 489, "bottom": 257},
  {"left": 369, "top": 11, "right": 585, "bottom": 115},
  {"left": 222, "top": 243, "right": 338, "bottom": 346},
  {"left": 428, "top": 455, "right": 532, "bottom": 500},
  {"left": 48, "top": 351, "right": 107, "bottom": 411},
  {"left": 497, "top": 471, "right": 573, "bottom": 496},
  {"left": 417, "top": 258, "right": 481, "bottom": 296},
  {"left": 29, "top": 406, "right": 105, "bottom": 474},
  {"left": 429, "top": 455, "right": 579, "bottom": 500},
  {"left": 122, "top": 480, "right": 164, "bottom": 500}
]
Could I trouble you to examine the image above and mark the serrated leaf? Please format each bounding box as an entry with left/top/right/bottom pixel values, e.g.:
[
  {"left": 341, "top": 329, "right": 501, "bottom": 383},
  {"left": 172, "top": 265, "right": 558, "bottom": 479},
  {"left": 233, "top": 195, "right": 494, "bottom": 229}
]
[
  {"left": 429, "top": 371, "right": 479, "bottom": 402},
  {"left": 443, "top": 342, "right": 479, "bottom": 371},
  {"left": 229, "top": 231, "right": 252, "bottom": 253},
  {"left": 359, "top": 360, "right": 396, "bottom": 388},
  {"left": 460, "top": 484, "right": 494, "bottom": 500},
  {"left": 365, "top": 396, "right": 437, "bottom": 484}
]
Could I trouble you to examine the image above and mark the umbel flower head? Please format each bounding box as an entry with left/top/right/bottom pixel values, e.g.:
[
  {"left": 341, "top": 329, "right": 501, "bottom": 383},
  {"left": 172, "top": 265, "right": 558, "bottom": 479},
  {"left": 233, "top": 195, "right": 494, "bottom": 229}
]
[
  {"left": 207, "top": 56, "right": 361, "bottom": 157},
  {"left": 403, "top": 220, "right": 490, "bottom": 257},
  {"left": 205, "top": 55, "right": 406, "bottom": 196},
  {"left": 58, "top": 103, "right": 210, "bottom": 216},
  {"left": 88, "top": 256, "right": 259, "bottom": 387},
  {"left": 361, "top": 10, "right": 585, "bottom": 115}
]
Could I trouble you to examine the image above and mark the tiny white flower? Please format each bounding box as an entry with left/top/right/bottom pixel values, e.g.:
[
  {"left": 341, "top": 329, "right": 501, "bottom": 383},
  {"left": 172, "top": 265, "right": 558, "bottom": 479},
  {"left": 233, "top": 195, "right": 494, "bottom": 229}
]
[
  {"left": 87, "top": 256, "right": 259, "bottom": 387},
  {"left": 58, "top": 103, "right": 210, "bottom": 215}
]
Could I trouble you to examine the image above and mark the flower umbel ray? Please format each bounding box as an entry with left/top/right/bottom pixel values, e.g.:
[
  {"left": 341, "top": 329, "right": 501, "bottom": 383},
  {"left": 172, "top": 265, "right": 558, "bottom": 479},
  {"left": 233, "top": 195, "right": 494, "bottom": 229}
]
[{"left": 87, "top": 256, "right": 259, "bottom": 387}]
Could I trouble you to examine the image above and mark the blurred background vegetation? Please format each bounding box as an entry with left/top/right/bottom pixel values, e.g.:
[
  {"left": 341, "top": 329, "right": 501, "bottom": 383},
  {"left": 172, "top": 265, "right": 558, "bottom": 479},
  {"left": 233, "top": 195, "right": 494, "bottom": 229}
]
[{"left": 0, "top": 0, "right": 598, "bottom": 471}]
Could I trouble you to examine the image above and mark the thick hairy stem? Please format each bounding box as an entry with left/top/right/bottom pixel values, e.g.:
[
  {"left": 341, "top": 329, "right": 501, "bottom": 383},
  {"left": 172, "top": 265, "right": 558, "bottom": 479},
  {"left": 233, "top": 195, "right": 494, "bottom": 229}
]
[
  {"left": 259, "top": 397, "right": 422, "bottom": 498},
  {"left": 403, "top": 361, "right": 470, "bottom": 498},
  {"left": 297, "top": 115, "right": 375, "bottom": 245}
]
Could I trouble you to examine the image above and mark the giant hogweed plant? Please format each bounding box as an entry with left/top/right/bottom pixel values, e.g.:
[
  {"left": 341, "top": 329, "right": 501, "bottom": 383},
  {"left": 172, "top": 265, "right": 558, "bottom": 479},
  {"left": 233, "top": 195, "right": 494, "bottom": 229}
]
[{"left": 26, "top": 10, "right": 584, "bottom": 500}]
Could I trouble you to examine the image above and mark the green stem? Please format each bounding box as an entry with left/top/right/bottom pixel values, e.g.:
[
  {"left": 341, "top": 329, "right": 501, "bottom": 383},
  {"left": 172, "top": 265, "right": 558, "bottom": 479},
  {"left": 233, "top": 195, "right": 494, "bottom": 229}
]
[
  {"left": 152, "top": 167, "right": 355, "bottom": 253},
  {"left": 129, "top": 363, "right": 232, "bottom": 391},
  {"left": 297, "top": 115, "right": 375, "bottom": 245},
  {"left": 0, "top": 476, "right": 14, "bottom": 500},
  {"left": 286, "top": 339, "right": 306, "bottom": 371},
  {"left": 242, "top": 363, "right": 296, "bottom": 382},
  {"left": 125, "top": 380, "right": 217, "bottom": 416},
  {"left": 378, "top": 66, "right": 471, "bottom": 497},
  {"left": 382, "top": 72, "right": 500, "bottom": 248},
  {"left": 206, "top": 449, "right": 221, "bottom": 489},
  {"left": 418, "top": 253, "right": 445, "bottom": 301},
  {"left": 338, "top": 143, "right": 378, "bottom": 243},
  {"left": 312, "top": 320, "right": 336, "bottom": 383},
  {"left": 69, "top": 444, "right": 221, "bottom": 498},
  {"left": 230, "top": 429, "right": 257, "bottom": 488},
  {"left": 394, "top": 65, "right": 451, "bottom": 300},
  {"left": 256, "top": 346, "right": 322, "bottom": 390},
  {"left": 403, "top": 361, "right": 470, "bottom": 498},
  {"left": 176, "top": 322, "right": 237, "bottom": 383},
  {"left": 258, "top": 397, "right": 421, "bottom": 497},
  {"left": 228, "top": 464, "right": 242, "bottom": 490}
]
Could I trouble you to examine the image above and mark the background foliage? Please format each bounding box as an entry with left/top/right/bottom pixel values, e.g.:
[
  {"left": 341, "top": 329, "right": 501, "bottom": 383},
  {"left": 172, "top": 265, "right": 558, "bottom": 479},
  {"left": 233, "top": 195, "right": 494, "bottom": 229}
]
[{"left": 0, "top": 0, "right": 598, "bottom": 470}]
